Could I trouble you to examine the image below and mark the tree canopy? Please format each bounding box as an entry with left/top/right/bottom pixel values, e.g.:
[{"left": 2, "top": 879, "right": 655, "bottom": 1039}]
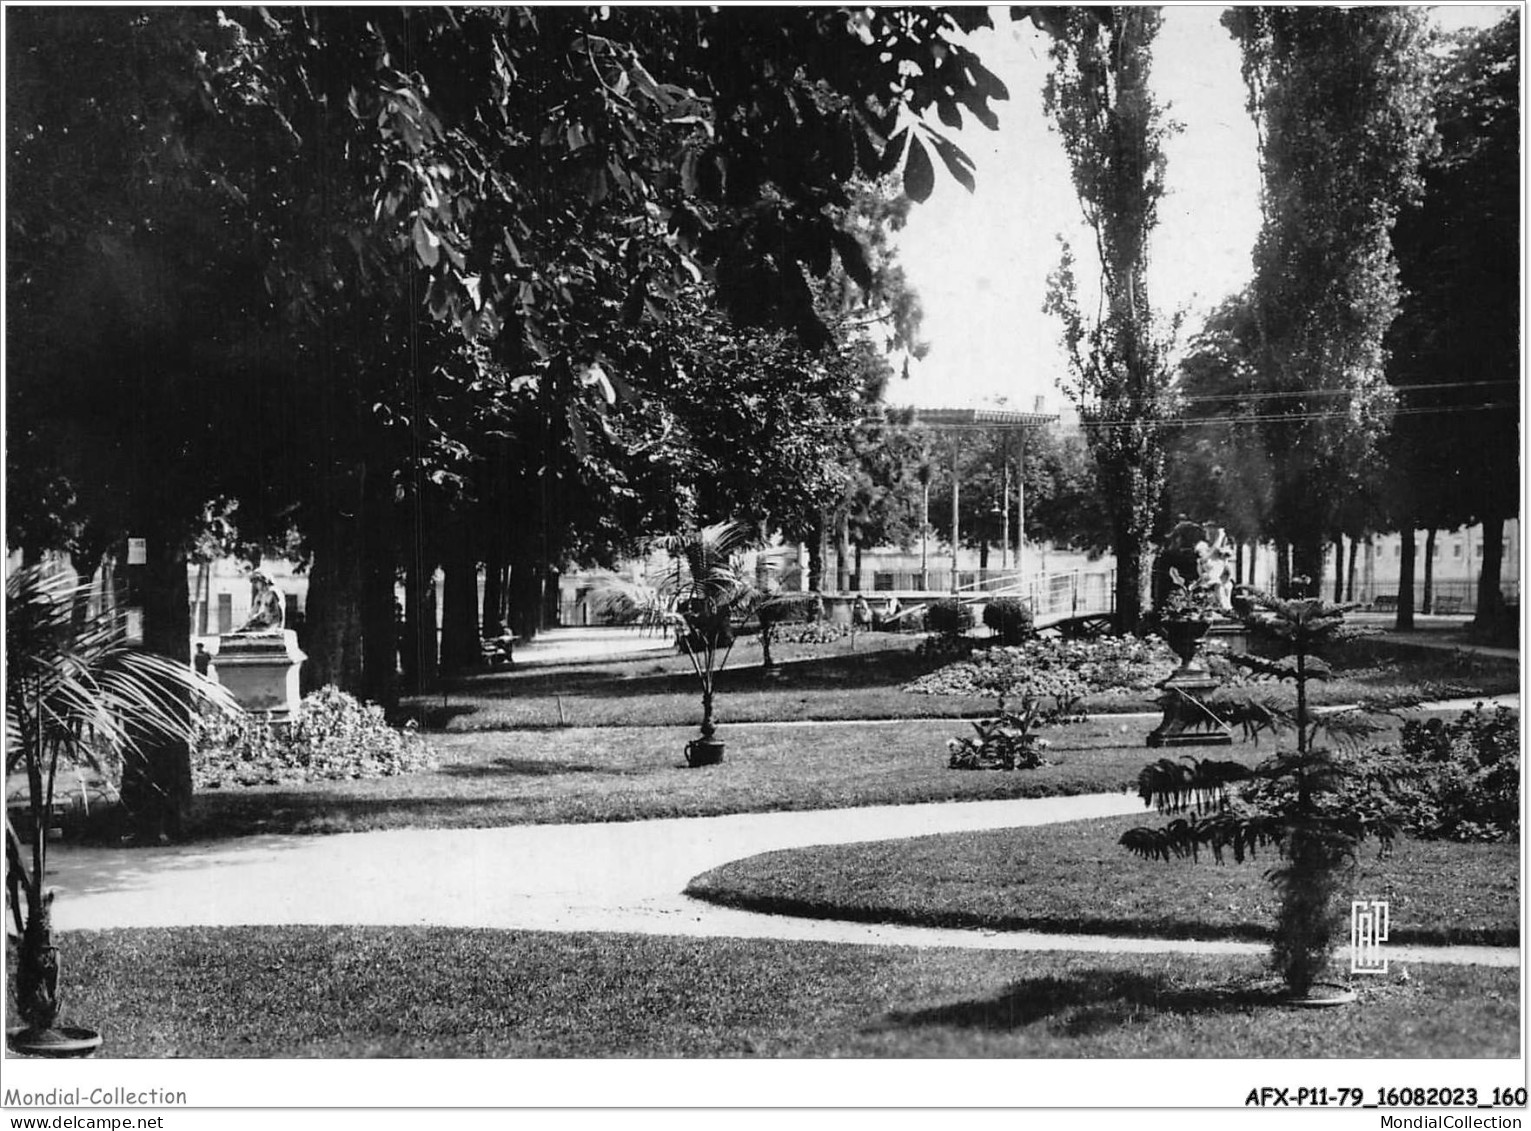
[
  {"left": 1225, "top": 6, "right": 1436, "bottom": 594},
  {"left": 1042, "top": 6, "right": 1178, "bottom": 632}
]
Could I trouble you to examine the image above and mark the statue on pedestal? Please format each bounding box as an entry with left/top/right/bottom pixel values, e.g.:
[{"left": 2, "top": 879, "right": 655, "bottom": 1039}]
[
  {"left": 217, "top": 570, "right": 304, "bottom": 720},
  {"left": 233, "top": 571, "right": 284, "bottom": 635}
]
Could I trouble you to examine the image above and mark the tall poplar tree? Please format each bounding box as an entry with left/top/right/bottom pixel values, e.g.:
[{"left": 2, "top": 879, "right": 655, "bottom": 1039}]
[
  {"left": 1042, "top": 6, "right": 1179, "bottom": 633},
  {"left": 1225, "top": 7, "right": 1436, "bottom": 595}
]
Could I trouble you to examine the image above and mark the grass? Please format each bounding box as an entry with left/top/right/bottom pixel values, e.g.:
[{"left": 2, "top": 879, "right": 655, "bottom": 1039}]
[
  {"left": 178, "top": 703, "right": 1499, "bottom": 840},
  {"left": 22, "top": 926, "right": 1518, "bottom": 1057},
  {"left": 181, "top": 705, "right": 1475, "bottom": 839},
  {"left": 402, "top": 632, "right": 1518, "bottom": 731},
  {"left": 685, "top": 814, "right": 1521, "bottom": 947},
  {"left": 183, "top": 716, "right": 1201, "bottom": 837}
]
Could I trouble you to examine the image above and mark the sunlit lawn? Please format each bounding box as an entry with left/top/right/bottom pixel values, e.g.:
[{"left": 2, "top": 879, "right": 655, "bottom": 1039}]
[
  {"left": 402, "top": 632, "right": 1516, "bottom": 731},
  {"left": 25, "top": 926, "right": 1519, "bottom": 1058},
  {"left": 186, "top": 714, "right": 1211, "bottom": 837},
  {"left": 183, "top": 701, "right": 1504, "bottom": 840},
  {"left": 686, "top": 813, "right": 1520, "bottom": 946}
]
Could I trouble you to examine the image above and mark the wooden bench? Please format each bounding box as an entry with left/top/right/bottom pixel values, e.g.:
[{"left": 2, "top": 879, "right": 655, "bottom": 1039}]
[
  {"left": 480, "top": 633, "right": 518, "bottom": 666},
  {"left": 1432, "top": 595, "right": 1464, "bottom": 615},
  {"left": 1373, "top": 595, "right": 1398, "bottom": 612}
]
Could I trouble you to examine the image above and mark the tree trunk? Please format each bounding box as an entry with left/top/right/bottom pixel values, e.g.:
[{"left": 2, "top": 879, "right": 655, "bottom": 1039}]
[
  {"left": 304, "top": 514, "right": 367, "bottom": 696},
  {"left": 401, "top": 549, "right": 438, "bottom": 695},
  {"left": 835, "top": 511, "right": 852, "bottom": 592},
  {"left": 543, "top": 568, "right": 561, "bottom": 626},
  {"left": 360, "top": 469, "right": 398, "bottom": 710},
  {"left": 482, "top": 549, "right": 506, "bottom": 640},
  {"left": 440, "top": 521, "right": 480, "bottom": 671},
  {"left": 1292, "top": 536, "right": 1324, "bottom": 599},
  {"left": 122, "top": 530, "right": 193, "bottom": 843},
  {"left": 1422, "top": 528, "right": 1436, "bottom": 613},
  {"left": 507, "top": 543, "right": 542, "bottom": 641},
  {"left": 1346, "top": 537, "right": 1359, "bottom": 603},
  {"left": 1275, "top": 542, "right": 1290, "bottom": 599},
  {"left": 1475, "top": 517, "right": 1507, "bottom": 629},
  {"left": 1113, "top": 533, "right": 1150, "bottom": 636},
  {"left": 1396, "top": 526, "right": 1417, "bottom": 631},
  {"left": 807, "top": 519, "right": 825, "bottom": 592},
  {"left": 1332, "top": 537, "right": 1345, "bottom": 602}
]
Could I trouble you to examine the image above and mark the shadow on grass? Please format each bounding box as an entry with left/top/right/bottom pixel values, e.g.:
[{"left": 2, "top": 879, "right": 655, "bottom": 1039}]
[
  {"left": 421, "top": 646, "right": 944, "bottom": 706},
  {"left": 882, "top": 969, "right": 1277, "bottom": 1035},
  {"left": 182, "top": 790, "right": 515, "bottom": 840},
  {"left": 682, "top": 889, "right": 1519, "bottom": 948},
  {"left": 437, "top": 756, "right": 635, "bottom": 779}
]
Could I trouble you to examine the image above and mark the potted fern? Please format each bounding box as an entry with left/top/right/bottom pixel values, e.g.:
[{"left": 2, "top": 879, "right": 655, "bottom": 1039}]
[
  {"left": 1121, "top": 591, "right": 1407, "bottom": 1004},
  {"left": 6, "top": 564, "right": 237, "bottom": 1055}
]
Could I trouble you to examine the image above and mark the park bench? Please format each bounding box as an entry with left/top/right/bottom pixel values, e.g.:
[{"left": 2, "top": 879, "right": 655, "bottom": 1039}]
[
  {"left": 1432, "top": 595, "right": 1464, "bottom": 615},
  {"left": 1373, "top": 594, "right": 1399, "bottom": 613},
  {"left": 480, "top": 632, "right": 518, "bottom": 666}
]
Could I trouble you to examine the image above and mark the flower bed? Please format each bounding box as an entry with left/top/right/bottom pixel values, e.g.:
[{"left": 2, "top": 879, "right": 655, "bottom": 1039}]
[
  {"left": 194, "top": 686, "right": 437, "bottom": 788},
  {"left": 904, "top": 635, "right": 1181, "bottom": 699}
]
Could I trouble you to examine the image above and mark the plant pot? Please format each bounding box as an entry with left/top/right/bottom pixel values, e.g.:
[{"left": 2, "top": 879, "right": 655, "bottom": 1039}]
[
  {"left": 1282, "top": 982, "right": 1357, "bottom": 1008},
  {"left": 1162, "top": 618, "right": 1210, "bottom": 672},
  {"left": 7, "top": 1026, "right": 102, "bottom": 1058},
  {"left": 685, "top": 738, "right": 724, "bottom": 767}
]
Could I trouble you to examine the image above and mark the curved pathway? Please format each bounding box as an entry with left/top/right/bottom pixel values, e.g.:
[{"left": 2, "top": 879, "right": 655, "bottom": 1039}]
[{"left": 44, "top": 788, "right": 1517, "bottom": 967}]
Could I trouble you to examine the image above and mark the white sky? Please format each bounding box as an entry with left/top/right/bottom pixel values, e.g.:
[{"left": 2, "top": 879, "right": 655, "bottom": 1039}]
[{"left": 890, "top": 4, "right": 1514, "bottom": 412}]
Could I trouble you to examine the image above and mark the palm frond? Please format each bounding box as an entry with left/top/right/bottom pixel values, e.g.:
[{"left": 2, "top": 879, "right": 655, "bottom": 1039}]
[
  {"left": 1135, "top": 756, "right": 1254, "bottom": 814},
  {"left": 1121, "top": 811, "right": 1286, "bottom": 865}
]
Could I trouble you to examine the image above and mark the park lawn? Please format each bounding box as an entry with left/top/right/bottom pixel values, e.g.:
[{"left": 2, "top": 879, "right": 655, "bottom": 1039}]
[
  {"left": 405, "top": 633, "right": 1518, "bottom": 731},
  {"left": 22, "top": 926, "right": 1518, "bottom": 1058},
  {"left": 184, "top": 715, "right": 1214, "bottom": 838},
  {"left": 685, "top": 814, "right": 1521, "bottom": 947},
  {"left": 183, "top": 704, "right": 1499, "bottom": 840}
]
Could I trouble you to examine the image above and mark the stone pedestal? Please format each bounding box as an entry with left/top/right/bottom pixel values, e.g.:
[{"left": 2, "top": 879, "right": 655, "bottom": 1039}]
[
  {"left": 215, "top": 630, "right": 306, "bottom": 720},
  {"left": 1147, "top": 672, "right": 1233, "bottom": 748}
]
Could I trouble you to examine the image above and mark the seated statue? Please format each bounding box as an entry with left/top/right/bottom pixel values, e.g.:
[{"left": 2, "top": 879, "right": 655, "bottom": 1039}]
[{"left": 233, "top": 570, "right": 285, "bottom": 635}]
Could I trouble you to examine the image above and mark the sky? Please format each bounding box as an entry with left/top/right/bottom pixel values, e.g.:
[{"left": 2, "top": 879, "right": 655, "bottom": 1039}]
[{"left": 889, "top": 4, "right": 1514, "bottom": 413}]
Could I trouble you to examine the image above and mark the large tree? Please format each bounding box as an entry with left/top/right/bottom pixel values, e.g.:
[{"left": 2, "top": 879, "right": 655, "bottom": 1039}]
[
  {"left": 1162, "top": 292, "right": 1275, "bottom": 581},
  {"left": 1384, "top": 12, "right": 1520, "bottom": 631},
  {"left": 8, "top": 7, "right": 1017, "bottom": 685},
  {"left": 1225, "top": 7, "right": 1436, "bottom": 597},
  {"left": 1042, "top": 6, "right": 1179, "bottom": 633}
]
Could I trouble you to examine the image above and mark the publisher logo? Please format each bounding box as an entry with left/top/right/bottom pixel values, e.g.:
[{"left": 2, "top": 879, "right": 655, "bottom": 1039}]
[{"left": 1351, "top": 899, "right": 1389, "bottom": 974}]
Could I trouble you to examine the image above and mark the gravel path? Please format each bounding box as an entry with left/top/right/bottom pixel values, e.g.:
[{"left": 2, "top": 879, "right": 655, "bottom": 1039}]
[{"left": 44, "top": 788, "right": 1517, "bottom": 967}]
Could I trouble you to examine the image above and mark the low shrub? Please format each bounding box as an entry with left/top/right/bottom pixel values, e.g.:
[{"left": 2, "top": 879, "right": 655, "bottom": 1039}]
[
  {"left": 947, "top": 713, "right": 1053, "bottom": 771},
  {"left": 925, "top": 598, "right": 974, "bottom": 637},
  {"left": 1387, "top": 705, "right": 1520, "bottom": 842},
  {"left": 983, "top": 597, "right": 1036, "bottom": 644},
  {"left": 194, "top": 686, "right": 436, "bottom": 789},
  {"left": 914, "top": 632, "right": 975, "bottom": 661}
]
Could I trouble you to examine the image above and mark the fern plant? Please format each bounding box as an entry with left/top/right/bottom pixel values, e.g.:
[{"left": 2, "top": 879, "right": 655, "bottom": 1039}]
[{"left": 1120, "top": 591, "right": 1410, "bottom": 998}]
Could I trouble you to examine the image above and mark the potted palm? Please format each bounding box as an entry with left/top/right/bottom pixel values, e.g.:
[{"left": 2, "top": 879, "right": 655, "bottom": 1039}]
[
  {"left": 658, "top": 522, "right": 758, "bottom": 767},
  {"left": 6, "top": 563, "right": 237, "bottom": 1056}
]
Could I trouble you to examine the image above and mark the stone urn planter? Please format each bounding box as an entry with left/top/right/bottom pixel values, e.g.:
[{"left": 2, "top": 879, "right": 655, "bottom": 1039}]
[
  {"left": 1162, "top": 617, "right": 1211, "bottom": 674},
  {"left": 1148, "top": 618, "right": 1231, "bottom": 749}
]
